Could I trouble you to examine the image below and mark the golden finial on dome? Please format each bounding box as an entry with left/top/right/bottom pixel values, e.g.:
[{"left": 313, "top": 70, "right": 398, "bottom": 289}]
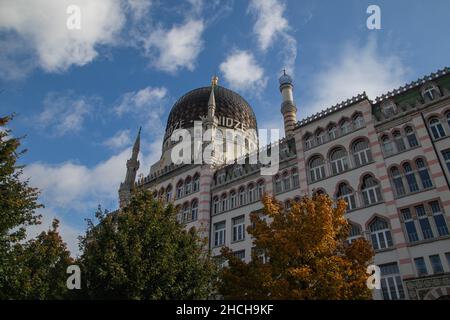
[{"left": 211, "top": 75, "right": 218, "bottom": 86}]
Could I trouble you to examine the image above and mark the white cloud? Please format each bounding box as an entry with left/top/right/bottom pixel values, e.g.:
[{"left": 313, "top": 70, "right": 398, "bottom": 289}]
[
  {"left": 248, "top": 0, "right": 288, "bottom": 51},
  {"left": 305, "top": 39, "right": 409, "bottom": 116},
  {"left": 37, "top": 92, "right": 96, "bottom": 136},
  {"left": 142, "top": 19, "right": 204, "bottom": 73},
  {"left": 126, "top": 0, "right": 152, "bottom": 21},
  {"left": 103, "top": 129, "right": 132, "bottom": 149},
  {"left": 0, "top": 0, "right": 126, "bottom": 74},
  {"left": 114, "top": 86, "right": 167, "bottom": 116},
  {"left": 219, "top": 50, "right": 267, "bottom": 93}
]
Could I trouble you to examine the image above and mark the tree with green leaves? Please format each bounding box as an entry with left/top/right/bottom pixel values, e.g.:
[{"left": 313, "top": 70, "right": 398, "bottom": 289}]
[
  {"left": 219, "top": 194, "right": 374, "bottom": 300},
  {"left": 79, "top": 190, "right": 217, "bottom": 299},
  {"left": 1, "top": 115, "right": 73, "bottom": 299}
]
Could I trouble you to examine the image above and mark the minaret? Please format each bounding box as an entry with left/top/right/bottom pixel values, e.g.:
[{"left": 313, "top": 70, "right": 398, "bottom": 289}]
[
  {"left": 279, "top": 70, "right": 297, "bottom": 137},
  {"left": 206, "top": 75, "right": 219, "bottom": 129},
  {"left": 118, "top": 127, "right": 141, "bottom": 208}
]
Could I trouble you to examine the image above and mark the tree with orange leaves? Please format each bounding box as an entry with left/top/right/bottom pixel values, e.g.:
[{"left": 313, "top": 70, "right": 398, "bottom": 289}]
[{"left": 219, "top": 194, "right": 374, "bottom": 299}]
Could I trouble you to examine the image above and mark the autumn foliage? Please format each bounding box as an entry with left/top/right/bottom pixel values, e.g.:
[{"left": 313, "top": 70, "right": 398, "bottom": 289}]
[{"left": 219, "top": 194, "right": 374, "bottom": 299}]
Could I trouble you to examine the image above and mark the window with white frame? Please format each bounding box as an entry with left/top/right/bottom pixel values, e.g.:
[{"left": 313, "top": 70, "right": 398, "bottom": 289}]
[
  {"left": 381, "top": 135, "right": 394, "bottom": 156},
  {"left": 232, "top": 250, "right": 245, "bottom": 261},
  {"left": 340, "top": 120, "right": 352, "bottom": 135},
  {"left": 182, "top": 203, "right": 190, "bottom": 223},
  {"left": 239, "top": 187, "right": 246, "bottom": 205},
  {"left": 393, "top": 130, "right": 406, "bottom": 152},
  {"left": 336, "top": 182, "right": 356, "bottom": 211},
  {"left": 309, "top": 156, "right": 325, "bottom": 182},
  {"left": 257, "top": 181, "right": 265, "bottom": 199},
  {"left": 400, "top": 208, "right": 419, "bottom": 242},
  {"left": 221, "top": 194, "right": 228, "bottom": 212},
  {"left": 248, "top": 184, "right": 256, "bottom": 203},
  {"left": 380, "top": 263, "right": 405, "bottom": 300},
  {"left": 185, "top": 177, "right": 192, "bottom": 195},
  {"left": 347, "top": 223, "right": 362, "bottom": 244},
  {"left": 214, "top": 221, "right": 226, "bottom": 247},
  {"left": 232, "top": 215, "right": 245, "bottom": 242},
  {"left": 190, "top": 200, "right": 198, "bottom": 221},
  {"left": 230, "top": 190, "right": 236, "bottom": 209},
  {"left": 274, "top": 175, "right": 282, "bottom": 193},
  {"left": 403, "top": 162, "right": 419, "bottom": 193},
  {"left": 328, "top": 124, "right": 337, "bottom": 140},
  {"left": 282, "top": 171, "right": 290, "bottom": 191},
  {"left": 353, "top": 114, "right": 364, "bottom": 128},
  {"left": 369, "top": 217, "right": 393, "bottom": 250},
  {"left": 361, "top": 175, "right": 382, "bottom": 206},
  {"left": 316, "top": 129, "right": 326, "bottom": 145},
  {"left": 416, "top": 158, "right": 433, "bottom": 189},
  {"left": 176, "top": 181, "right": 184, "bottom": 199},
  {"left": 429, "top": 118, "right": 446, "bottom": 140},
  {"left": 292, "top": 168, "right": 300, "bottom": 188},
  {"left": 304, "top": 134, "right": 313, "bottom": 149},
  {"left": 390, "top": 166, "right": 406, "bottom": 197},
  {"left": 414, "top": 257, "right": 428, "bottom": 276},
  {"left": 352, "top": 139, "right": 372, "bottom": 167},
  {"left": 330, "top": 148, "right": 349, "bottom": 175},
  {"left": 443, "top": 150, "right": 450, "bottom": 173},
  {"left": 415, "top": 205, "right": 434, "bottom": 239},
  {"left": 213, "top": 196, "right": 219, "bottom": 214},
  {"left": 429, "top": 254, "right": 444, "bottom": 274},
  {"left": 422, "top": 84, "right": 441, "bottom": 101},
  {"left": 166, "top": 185, "right": 172, "bottom": 202},
  {"left": 193, "top": 174, "right": 200, "bottom": 192},
  {"left": 405, "top": 126, "right": 419, "bottom": 148},
  {"left": 429, "top": 201, "right": 449, "bottom": 236}
]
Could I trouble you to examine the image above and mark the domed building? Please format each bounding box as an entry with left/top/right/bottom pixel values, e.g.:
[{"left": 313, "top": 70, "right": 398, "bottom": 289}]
[{"left": 118, "top": 68, "right": 450, "bottom": 300}]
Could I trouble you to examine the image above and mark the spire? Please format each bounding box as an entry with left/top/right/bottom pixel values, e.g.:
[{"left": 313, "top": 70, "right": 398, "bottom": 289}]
[
  {"left": 118, "top": 127, "right": 141, "bottom": 208},
  {"left": 207, "top": 76, "right": 218, "bottom": 120}
]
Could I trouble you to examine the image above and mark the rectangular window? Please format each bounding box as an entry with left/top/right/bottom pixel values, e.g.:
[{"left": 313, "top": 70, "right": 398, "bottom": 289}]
[
  {"left": 380, "top": 263, "right": 405, "bottom": 300},
  {"left": 414, "top": 257, "right": 428, "bottom": 276},
  {"left": 232, "top": 250, "right": 245, "bottom": 261},
  {"left": 415, "top": 205, "right": 434, "bottom": 239},
  {"left": 232, "top": 215, "right": 245, "bottom": 242},
  {"left": 430, "top": 201, "right": 449, "bottom": 236},
  {"left": 443, "top": 150, "right": 450, "bottom": 173},
  {"left": 446, "top": 252, "right": 450, "bottom": 269},
  {"left": 429, "top": 254, "right": 444, "bottom": 274},
  {"left": 214, "top": 221, "right": 226, "bottom": 247},
  {"left": 401, "top": 208, "right": 419, "bottom": 242}
]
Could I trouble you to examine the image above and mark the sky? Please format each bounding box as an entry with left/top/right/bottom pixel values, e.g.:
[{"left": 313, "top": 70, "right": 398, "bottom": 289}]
[{"left": 0, "top": 0, "right": 449, "bottom": 255}]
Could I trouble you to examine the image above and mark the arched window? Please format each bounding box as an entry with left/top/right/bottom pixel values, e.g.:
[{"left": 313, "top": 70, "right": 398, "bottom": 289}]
[
  {"left": 422, "top": 84, "right": 440, "bottom": 101},
  {"left": 274, "top": 175, "right": 282, "bottom": 194},
  {"left": 336, "top": 182, "right": 356, "bottom": 211},
  {"left": 309, "top": 156, "right": 325, "bottom": 182},
  {"left": 238, "top": 186, "right": 246, "bottom": 205},
  {"left": 182, "top": 203, "right": 190, "bottom": 223},
  {"left": 221, "top": 194, "right": 228, "bottom": 212},
  {"left": 193, "top": 174, "right": 200, "bottom": 192},
  {"left": 447, "top": 112, "right": 450, "bottom": 128},
  {"left": 166, "top": 184, "right": 173, "bottom": 202},
  {"left": 381, "top": 135, "right": 394, "bottom": 156},
  {"left": 429, "top": 118, "right": 446, "bottom": 140},
  {"left": 328, "top": 124, "right": 338, "bottom": 140},
  {"left": 191, "top": 200, "right": 198, "bottom": 221},
  {"left": 248, "top": 183, "right": 256, "bottom": 203},
  {"left": 185, "top": 176, "right": 192, "bottom": 195},
  {"left": 381, "top": 100, "right": 397, "bottom": 117},
  {"left": 176, "top": 180, "right": 184, "bottom": 199},
  {"left": 352, "top": 139, "right": 372, "bottom": 167},
  {"left": 330, "top": 148, "right": 348, "bottom": 175},
  {"left": 369, "top": 217, "right": 393, "bottom": 250},
  {"left": 347, "top": 222, "right": 362, "bottom": 244},
  {"left": 390, "top": 167, "right": 405, "bottom": 197},
  {"left": 304, "top": 134, "right": 313, "bottom": 149},
  {"left": 405, "top": 126, "right": 418, "bottom": 148},
  {"left": 230, "top": 190, "right": 236, "bottom": 209},
  {"left": 340, "top": 119, "right": 352, "bottom": 135},
  {"left": 353, "top": 114, "right": 364, "bottom": 128},
  {"left": 403, "top": 163, "right": 419, "bottom": 193},
  {"left": 257, "top": 180, "right": 265, "bottom": 199},
  {"left": 361, "top": 175, "right": 382, "bottom": 206},
  {"left": 316, "top": 129, "right": 326, "bottom": 145},
  {"left": 291, "top": 168, "right": 300, "bottom": 188},
  {"left": 213, "top": 196, "right": 219, "bottom": 214},
  {"left": 282, "top": 171, "right": 291, "bottom": 191},
  {"left": 392, "top": 130, "right": 406, "bottom": 152},
  {"left": 416, "top": 159, "right": 433, "bottom": 189}
]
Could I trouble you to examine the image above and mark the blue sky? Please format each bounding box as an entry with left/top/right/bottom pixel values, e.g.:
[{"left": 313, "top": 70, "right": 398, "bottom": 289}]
[{"left": 0, "top": 0, "right": 449, "bottom": 255}]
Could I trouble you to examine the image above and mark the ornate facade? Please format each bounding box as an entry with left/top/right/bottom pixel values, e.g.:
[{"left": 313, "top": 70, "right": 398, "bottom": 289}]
[{"left": 119, "top": 67, "right": 450, "bottom": 300}]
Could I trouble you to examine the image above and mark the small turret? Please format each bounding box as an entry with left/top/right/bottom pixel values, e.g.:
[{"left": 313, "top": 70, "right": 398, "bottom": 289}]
[
  {"left": 118, "top": 127, "right": 141, "bottom": 208},
  {"left": 279, "top": 69, "right": 297, "bottom": 137}
]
